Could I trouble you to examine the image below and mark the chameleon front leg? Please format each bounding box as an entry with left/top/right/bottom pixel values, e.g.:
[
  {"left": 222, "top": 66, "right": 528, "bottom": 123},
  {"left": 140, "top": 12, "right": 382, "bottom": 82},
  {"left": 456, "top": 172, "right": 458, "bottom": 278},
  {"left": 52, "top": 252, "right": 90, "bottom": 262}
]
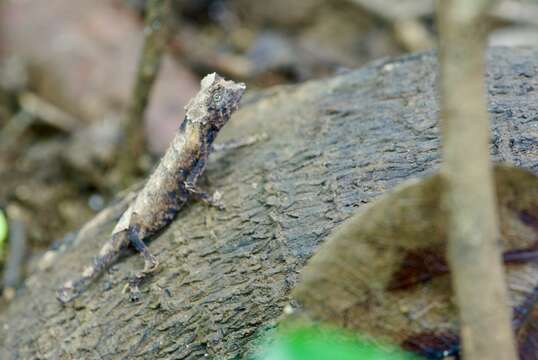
[{"left": 183, "top": 157, "right": 225, "bottom": 210}]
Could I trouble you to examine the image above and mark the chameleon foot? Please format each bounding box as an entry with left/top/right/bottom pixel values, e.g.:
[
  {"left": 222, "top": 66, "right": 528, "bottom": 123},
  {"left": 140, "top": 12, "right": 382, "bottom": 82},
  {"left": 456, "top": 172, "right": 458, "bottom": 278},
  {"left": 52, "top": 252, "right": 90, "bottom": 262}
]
[
  {"left": 184, "top": 184, "right": 225, "bottom": 210},
  {"left": 57, "top": 281, "right": 81, "bottom": 304}
]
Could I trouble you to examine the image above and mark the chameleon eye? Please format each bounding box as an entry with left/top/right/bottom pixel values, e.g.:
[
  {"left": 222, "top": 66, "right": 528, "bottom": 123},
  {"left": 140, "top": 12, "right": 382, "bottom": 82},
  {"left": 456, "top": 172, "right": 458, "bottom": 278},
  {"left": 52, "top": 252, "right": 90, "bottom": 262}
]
[{"left": 212, "top": 93, "right": 222, "bottom": 104}]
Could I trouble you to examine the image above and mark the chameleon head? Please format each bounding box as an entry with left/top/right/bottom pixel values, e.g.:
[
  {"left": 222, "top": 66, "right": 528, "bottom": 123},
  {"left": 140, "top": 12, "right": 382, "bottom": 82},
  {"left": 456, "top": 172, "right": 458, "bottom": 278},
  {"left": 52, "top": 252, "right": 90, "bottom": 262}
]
[{"left": 185, "top": 73, "right": 246, "bottom": 130}]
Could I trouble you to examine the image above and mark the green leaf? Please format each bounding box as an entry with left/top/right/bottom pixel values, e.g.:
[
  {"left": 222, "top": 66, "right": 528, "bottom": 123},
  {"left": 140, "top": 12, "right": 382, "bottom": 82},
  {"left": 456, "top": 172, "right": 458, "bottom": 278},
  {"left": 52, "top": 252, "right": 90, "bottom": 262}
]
[
  {"left": 0, "top": 209, "right": 7, "bottom": 259},
  {"left": 257, "top": 326, "right": 419, "bottom": 360}
]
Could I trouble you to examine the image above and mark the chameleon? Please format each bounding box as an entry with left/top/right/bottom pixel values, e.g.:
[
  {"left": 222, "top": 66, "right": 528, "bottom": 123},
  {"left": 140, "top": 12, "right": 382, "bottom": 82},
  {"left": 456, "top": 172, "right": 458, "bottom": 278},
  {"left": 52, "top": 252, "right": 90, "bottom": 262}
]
[{"left": 57, "top": 73, "right": 246, "bottom": 303}]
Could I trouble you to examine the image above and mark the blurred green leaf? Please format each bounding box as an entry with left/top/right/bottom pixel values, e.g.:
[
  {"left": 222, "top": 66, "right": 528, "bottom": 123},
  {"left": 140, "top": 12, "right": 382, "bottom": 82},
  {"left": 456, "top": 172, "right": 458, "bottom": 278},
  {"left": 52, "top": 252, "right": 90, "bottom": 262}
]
[
  {"left": 0, "top": 209, "right": 7, "bottom": 259},
  {"left": 257, "top": 326, "right": 419, "bottom": 360}
]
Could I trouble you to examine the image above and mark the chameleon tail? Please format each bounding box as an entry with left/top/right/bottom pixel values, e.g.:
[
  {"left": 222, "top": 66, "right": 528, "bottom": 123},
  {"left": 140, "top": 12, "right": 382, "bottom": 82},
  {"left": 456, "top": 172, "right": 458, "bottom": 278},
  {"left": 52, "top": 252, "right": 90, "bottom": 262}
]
[{"left": 56, "top": 231, "right": 129, "bottom": 304}]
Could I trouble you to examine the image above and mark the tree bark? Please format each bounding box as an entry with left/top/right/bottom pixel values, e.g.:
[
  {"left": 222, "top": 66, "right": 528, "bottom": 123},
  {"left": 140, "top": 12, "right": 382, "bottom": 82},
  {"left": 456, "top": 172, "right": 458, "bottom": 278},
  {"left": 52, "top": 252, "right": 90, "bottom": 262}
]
[{"left": 1, "top": 47, "right": 538, "bottom": 359}]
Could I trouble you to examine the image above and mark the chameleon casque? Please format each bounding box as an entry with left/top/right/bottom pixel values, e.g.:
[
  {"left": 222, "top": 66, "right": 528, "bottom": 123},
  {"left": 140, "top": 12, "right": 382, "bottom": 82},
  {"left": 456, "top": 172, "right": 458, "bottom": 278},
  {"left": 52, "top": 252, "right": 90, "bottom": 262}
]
[{"left": 57, "top": 73, "right": 246, "bottom": 303}]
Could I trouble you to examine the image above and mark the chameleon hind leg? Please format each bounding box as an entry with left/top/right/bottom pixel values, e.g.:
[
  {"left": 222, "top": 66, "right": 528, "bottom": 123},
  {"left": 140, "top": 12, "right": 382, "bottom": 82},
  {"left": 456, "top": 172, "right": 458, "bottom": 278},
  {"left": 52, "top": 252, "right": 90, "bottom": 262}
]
[{"left": 125, "top": 224, "right": 159, "bottom": 301}]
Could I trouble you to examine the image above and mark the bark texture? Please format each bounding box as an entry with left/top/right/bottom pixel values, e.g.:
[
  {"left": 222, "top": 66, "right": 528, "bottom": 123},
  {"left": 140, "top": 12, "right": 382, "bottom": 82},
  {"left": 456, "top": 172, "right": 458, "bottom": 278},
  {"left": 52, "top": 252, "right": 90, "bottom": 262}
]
[{"left": 1, "top": 47, "right": 538, "bottom": 359}]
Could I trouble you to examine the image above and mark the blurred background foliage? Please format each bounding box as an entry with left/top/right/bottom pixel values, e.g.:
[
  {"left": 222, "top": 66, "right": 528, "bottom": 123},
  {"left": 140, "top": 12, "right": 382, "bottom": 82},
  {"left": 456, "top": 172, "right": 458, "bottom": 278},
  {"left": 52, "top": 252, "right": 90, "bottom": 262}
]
[{"left": 1, "top": 0, "right": 537, "bottom": 253}]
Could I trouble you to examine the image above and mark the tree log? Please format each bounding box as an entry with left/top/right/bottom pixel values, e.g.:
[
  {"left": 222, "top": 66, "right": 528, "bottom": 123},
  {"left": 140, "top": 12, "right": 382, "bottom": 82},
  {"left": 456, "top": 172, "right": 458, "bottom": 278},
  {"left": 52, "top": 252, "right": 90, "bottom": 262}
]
[{"left": 1, "top": 47, "right": 538, "bottom": 359}]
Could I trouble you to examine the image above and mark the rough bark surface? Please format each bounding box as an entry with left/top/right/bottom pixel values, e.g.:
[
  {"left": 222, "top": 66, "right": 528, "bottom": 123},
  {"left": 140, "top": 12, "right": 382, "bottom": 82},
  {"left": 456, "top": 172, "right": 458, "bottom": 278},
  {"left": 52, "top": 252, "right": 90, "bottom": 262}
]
[{"left": 1, "top": 47, "right": 538, "bottom": 359}]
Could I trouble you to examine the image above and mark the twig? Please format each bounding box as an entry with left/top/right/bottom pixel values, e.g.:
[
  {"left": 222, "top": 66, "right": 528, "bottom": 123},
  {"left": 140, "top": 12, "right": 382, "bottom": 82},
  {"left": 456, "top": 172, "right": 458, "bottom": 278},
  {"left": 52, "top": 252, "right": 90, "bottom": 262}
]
[
  {"left": 117, "top": 0, "right": 172, "bottom": 182},
  {"left": 438, "top": 0, "right": 517, "bottom": 359},
  {"left": 393, "top": 19, "right": 435, "bottom": 52},
  {"left": 18, "top": 92, "right": 79, "bottom": 132},
  {"left": 2, "top": 213, "right": 27, "bottom": 302}
]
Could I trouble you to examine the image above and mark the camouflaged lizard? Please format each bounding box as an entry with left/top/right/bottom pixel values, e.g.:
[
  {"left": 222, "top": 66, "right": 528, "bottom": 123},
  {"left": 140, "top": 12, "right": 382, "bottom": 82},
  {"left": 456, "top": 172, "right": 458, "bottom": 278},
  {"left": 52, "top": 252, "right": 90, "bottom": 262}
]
[{"left": 57, "top": 73, "right": 246, "bottom": 303}]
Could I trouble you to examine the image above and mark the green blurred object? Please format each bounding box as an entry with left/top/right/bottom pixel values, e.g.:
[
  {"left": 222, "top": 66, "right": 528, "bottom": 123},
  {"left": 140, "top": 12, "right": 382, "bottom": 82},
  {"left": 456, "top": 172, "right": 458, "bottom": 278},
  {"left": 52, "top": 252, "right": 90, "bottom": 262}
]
[
  {"left": 0, "top": 209, "right": 7, "bottom": 259},
  {"left": 257, "top": 326, "right": 419, "bottom": 360}
]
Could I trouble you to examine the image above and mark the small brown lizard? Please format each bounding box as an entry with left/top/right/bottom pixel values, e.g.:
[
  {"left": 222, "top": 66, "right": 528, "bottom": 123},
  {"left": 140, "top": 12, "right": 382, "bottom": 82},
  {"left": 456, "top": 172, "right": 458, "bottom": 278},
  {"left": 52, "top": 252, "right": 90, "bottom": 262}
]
[{"left": 57, "top": 73, "right": 246, "bottom": 303}]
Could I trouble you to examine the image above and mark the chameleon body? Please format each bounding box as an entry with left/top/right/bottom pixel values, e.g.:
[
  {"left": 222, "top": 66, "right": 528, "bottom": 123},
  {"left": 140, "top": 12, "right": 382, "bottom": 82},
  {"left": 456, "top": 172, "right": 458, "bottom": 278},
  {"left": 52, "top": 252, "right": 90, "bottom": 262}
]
[{"left": 57, "top": 73, "right": 246, "bottom": 303}]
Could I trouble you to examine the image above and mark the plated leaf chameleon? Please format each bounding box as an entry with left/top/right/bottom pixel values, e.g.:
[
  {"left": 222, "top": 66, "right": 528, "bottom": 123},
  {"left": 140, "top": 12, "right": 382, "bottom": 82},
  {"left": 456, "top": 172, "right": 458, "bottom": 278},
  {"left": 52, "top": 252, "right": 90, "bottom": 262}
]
[{"left": 57, "top": 73, "right": 246, "bottom": 303}]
